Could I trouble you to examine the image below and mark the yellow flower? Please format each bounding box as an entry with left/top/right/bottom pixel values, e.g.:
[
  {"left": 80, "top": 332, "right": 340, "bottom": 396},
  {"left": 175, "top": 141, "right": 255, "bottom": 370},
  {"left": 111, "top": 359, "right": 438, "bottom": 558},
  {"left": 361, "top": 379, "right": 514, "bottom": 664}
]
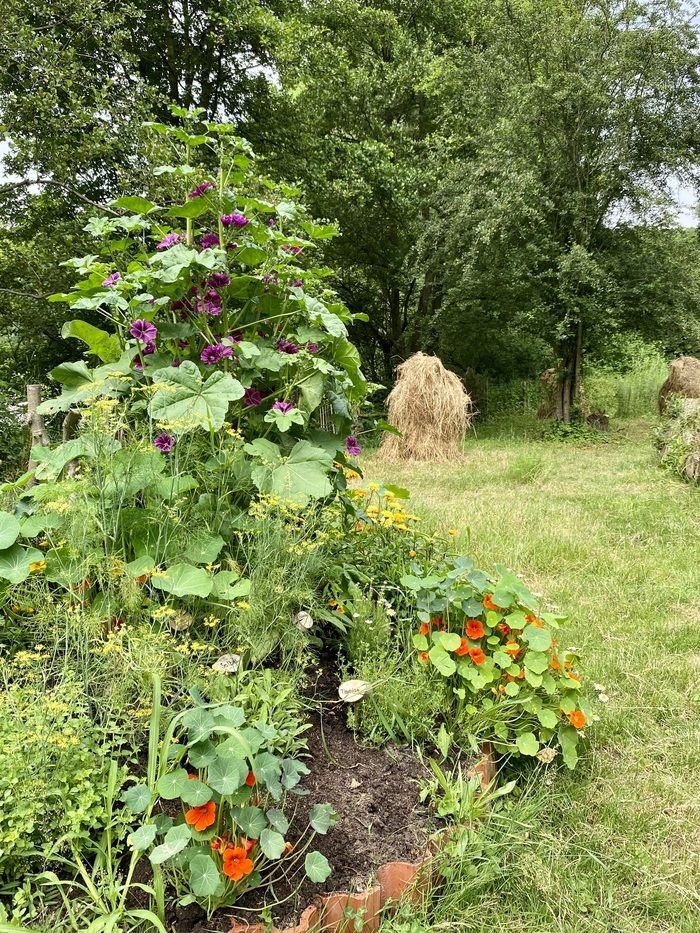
[
  {"left": 448, "top": 528, "right": 459, "bottom": 537},
  {"left": 237, "top": 600, "right": 251, "bottom": 610},
  {"left": 368, "top": 482, "right": 379, "bottom": 492},
  {"left": 409, "top": 549, "right": 417, "bottom": 557}
]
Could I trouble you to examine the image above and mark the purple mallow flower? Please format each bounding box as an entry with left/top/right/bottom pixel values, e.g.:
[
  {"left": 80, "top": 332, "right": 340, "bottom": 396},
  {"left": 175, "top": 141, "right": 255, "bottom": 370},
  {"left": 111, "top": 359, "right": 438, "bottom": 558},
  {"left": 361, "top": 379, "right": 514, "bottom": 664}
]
[
  {"left": 200, "top": 343, "right": 233, "bottom": 365},
  {"left": 282, "top": 244, "right": 303, "bottom": 255},
  {"left": 243, "top": 387, "right": 263, "bottom": 408},
  {"left": 102, "top": 272, "right": 121, "bottom": 288},
  {"left": 221, "top": 212, "right": 249, "bottom": 228},
  {"left": 196, "top": 289, "right": 223, "bottom": 316},
  {"left": 272, "top": 400, "right": 293, "bottom": 414},
  {"left": 200, "top": 232, "right": 221, "bottom": 250},
  {"left": 345, "top": 435, "right": 362, "bottom": 457},
  {"left": 189, "top": 181, "right": 214, "bottom": 199},
  {"left": 208, "top": 272, "right": 231, "bottom": 289},
  {"left": 154, "top": 433, "right": 176, "bottom": 453},
  {"left": 306, "top": 342, "right": 319, "bottom": 354},
  {"left": 130, "top": 319, "right": 157, "bottom": 343},
  {"left": 277, "top": 338, "right": 298, "bottom": 355},
  {"left": 293, "top": 279, "right": 303, "bottom": 288},
  {"left": 156, "top": 232, "right": 181, "bottom": 250},
  {"left": 142, "top": 340, "right": 156, "bottom": 356},
  {"left": 267, "top": 217, "right": 276, "bottom": 228}
]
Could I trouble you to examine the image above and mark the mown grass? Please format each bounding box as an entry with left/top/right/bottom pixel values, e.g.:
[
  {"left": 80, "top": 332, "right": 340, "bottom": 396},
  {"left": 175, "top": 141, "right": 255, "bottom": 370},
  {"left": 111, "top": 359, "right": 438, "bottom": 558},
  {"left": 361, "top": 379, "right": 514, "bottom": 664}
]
[{"left": 372, "top": 417, "right": 700, "bottom": 932}]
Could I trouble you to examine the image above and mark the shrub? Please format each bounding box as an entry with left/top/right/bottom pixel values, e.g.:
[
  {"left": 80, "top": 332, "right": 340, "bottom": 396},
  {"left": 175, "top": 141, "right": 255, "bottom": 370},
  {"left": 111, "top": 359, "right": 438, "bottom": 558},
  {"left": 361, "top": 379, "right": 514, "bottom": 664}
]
[
  {"left": 656, "top": 397, "right": 700, "bottom": 484},
  {"left": 0, "top": 671, "right": 109, "bottom": 878}
]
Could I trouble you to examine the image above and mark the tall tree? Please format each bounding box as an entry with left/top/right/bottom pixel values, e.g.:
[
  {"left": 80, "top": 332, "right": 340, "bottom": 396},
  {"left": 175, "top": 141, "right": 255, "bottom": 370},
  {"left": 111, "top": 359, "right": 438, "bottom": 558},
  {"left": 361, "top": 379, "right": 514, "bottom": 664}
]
[{"left": 424, "top": 0, "right": 700, "bottom": 418}]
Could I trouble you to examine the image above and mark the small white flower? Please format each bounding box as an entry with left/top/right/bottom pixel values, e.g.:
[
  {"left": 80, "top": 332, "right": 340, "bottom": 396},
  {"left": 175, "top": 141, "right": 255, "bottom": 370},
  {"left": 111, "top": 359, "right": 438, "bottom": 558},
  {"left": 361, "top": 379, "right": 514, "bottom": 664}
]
[
  {"left": 593, "top": 683, "right": 605, "bottom": 691},
  {"left": 385, "top": 608, "right": 396, "bottom": 617},
  {"left": 597, "top": 693, "right": 609, "bottom": 703},
  {"left": 352, "top": 612, "right": 360, "bottom": 618}
]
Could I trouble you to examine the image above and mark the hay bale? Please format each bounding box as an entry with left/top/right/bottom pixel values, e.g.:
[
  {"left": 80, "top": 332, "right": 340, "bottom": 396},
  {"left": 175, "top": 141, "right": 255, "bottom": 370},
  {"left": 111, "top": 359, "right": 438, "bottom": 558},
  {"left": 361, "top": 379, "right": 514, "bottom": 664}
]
[
  {"left": 378, "top": 352, "right": 472, "bottom": 462},
  {"left": 658, "top": 356, "right": 700, "bottom": 414}
]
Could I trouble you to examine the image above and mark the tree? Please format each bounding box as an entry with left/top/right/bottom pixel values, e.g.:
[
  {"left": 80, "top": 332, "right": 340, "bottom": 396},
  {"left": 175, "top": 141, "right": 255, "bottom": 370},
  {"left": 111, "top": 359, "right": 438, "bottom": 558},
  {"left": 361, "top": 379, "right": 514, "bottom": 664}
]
[
  {"left": 247, "top": 0, "right": 477, "bottom": 384},
  {"left": 423, "top": 0, "right": 700, "bottom": 419}
]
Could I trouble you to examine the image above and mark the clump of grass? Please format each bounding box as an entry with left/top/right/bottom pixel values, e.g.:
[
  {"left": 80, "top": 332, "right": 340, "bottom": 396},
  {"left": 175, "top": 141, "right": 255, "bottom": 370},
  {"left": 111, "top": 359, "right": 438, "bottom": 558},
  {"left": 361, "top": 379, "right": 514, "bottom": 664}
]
[{"left": 502, "top": 448, "right": 551, "bottom": 484}]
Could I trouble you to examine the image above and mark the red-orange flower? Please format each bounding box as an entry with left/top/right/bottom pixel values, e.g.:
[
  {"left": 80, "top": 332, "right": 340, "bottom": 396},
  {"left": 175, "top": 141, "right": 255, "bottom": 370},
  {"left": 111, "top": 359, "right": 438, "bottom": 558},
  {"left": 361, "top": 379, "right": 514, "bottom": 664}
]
[
  {"left": 468, "top": 646, "right": 486, "bottom": 665},
  {"left": 431, "top": 616, "right": 445, "bottom": 629},
  {"left": 465, "top": 618, "right": 485, "bottom": 639},
  {"left": 497, "top": 621, "right": 511, "bottom": 635},
  {"left": 455, "top": 637, "right": 470, "bottom": 656},
  {"left": 568, "top": 709, "right": 586, "bottom": 730},
  {"left": 241, "top": 837, "right": 255, "bottom": 855},
  {"left": 483, "top": 594, "right": 499, "bottom": 612},
  {"left": 550, "top": 653, "right": 561, "bottom": 671},
  {"left": 222, "top": 845, "right": 255, "bottom": 882},
  {"left": 526, "top": 614, "right": 544, "bottom": 628},
  {"left": 418, "top": 651, "right": 429, "bottom": 663},
  {"left": 505, "top": 641, "right": 520, "bottom": 656},
  {"left": 184, "top": 800, "right": 216, "bottom": 832},
  {"left": 245, "top": 771, "right": 256, "bottom": 787},
  {"left": 419, "top": 622, "right": 430, "bottom": 636}
]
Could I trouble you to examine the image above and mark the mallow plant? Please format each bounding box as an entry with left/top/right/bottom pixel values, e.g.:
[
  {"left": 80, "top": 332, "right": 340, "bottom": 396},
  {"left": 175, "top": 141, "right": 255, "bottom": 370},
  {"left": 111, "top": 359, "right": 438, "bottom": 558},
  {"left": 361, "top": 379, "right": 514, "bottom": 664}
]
[{"left": 0, "top": 106, "right": 367, "bottom": 622}]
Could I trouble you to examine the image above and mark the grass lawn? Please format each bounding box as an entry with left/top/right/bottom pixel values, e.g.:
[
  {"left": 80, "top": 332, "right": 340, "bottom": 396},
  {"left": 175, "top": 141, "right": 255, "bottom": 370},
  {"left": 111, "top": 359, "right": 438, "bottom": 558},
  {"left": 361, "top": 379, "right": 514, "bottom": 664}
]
[{"left": 371, "top": 417, "right": 700, "bottom": 933}]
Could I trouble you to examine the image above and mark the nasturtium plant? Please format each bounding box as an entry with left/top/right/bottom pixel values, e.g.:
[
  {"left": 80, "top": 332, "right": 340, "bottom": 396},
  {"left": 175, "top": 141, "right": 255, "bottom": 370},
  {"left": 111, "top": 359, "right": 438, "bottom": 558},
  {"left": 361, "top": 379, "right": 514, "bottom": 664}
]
[
  {"left": 403, "top": 558, "right": 592, "bottom": 769},
  {"left": 123, "top": 697, "right": 336, "bottom": 916}
]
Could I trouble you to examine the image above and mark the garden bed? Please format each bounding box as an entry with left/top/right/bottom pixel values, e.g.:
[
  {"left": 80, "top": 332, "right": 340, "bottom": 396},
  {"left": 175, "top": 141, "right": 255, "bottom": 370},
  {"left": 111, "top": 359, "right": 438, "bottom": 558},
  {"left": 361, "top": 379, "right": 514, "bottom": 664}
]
[{"left": 175, "top": 656, "right": 436, "bottom": 932}]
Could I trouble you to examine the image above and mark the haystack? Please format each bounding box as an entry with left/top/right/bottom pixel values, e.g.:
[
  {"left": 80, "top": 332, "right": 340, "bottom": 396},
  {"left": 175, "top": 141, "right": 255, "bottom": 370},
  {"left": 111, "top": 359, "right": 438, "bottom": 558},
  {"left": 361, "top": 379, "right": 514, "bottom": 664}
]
[
  {"left": 658, "top": 356, "right": 700, "bottom": 414},
  {"left": 378, "top": 352, "right": 471, "bottom": 462}
]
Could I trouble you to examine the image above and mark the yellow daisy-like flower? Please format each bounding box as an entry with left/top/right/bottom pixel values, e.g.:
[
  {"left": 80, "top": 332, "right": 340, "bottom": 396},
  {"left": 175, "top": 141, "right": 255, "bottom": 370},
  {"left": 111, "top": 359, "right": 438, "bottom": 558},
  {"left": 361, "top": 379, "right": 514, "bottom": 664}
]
[{"left": 29, "top": 560, "right": 46, "bottom": 573}]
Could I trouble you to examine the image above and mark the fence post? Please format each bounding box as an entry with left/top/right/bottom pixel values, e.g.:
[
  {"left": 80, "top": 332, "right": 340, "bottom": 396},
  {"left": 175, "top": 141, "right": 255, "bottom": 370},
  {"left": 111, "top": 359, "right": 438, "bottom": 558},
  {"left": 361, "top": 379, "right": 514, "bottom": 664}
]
[{"left": 26, "top": 384, "right": 49, "bottom": 485}]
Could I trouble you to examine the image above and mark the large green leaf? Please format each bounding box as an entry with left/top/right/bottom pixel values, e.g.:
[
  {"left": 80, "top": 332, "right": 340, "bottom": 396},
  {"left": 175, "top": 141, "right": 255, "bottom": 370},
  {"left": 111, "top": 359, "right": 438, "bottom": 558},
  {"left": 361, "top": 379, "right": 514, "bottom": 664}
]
[
  {"left": 61, "top": 319, "right": 121, "bottom": 362},
  {"left": 0, "top": 512, "right": 20, "bottom": 550},
  {"left": 149, "top": 823, "right": 191, "bottom": 865},
  {"left": 304, "top": 295, "right": 347, "bottom": 337},
  {"left": 184, "top": 532, "right": 225, "bottom": 564},
  {"left": 305, "top": 851, "right": 332, "bottom": 882},
  {"left": 522, "top": 624, "right": 552, "bottom": 652},
  {"left": 149, "top": 362, "right": 244, "bottom": 433},
  {"left": 151, "top": 564, "right": 213, "bottom": 598},
  {"left": 189, "top": 853, "right": 221, "bottom": 897},
  {"left": 38, "top": 350, "right": 137, "bottom": 414},
  {"left": 259, "top": 828, "right": 285, "bottom": 860},
  {"left": 0, "top": 545, "right": 44, "bottom": 584},
  {"left": 249, "top": 440, "right": 333, "bottom": 505},
  {"left": 207, "top": 753, "right": 248, "bottom": 796}
]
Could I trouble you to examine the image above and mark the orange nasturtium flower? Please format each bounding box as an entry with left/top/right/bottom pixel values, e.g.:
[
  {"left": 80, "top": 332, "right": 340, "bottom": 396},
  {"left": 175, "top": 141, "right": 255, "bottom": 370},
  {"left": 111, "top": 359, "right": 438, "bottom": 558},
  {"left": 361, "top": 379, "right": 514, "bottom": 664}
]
[
  {"left": 431, "top": 616, "right": 445, "bottom": 629},
  {"left": 468, "top": 646, "right": 486, "bottom": 665},
  {"left": 455, "top": 637, "right": 470, "bottom": 657},
  {"left": 245, "top": 771, "right": 256, "bottom": 787},
  {"left": 549, "top": 653, "right": 561, "bottom": 671},
  {"left": 184, "top": 800, "right": 216, "bottom": 832},
  {"left": 568, "top": 710, "right": 587, "bottom": 730},
  {"left": 222, "top": 845, "right": 255, "bottom": 882},
  {"left": 465, "top": 618, "right": 485, "bottom": 640},
  {"left": 418, "top": 651, "right": 429, "bottom": 663},
  {"left": 419, "top": 622, "right": 430, "bottom": 636},
  {"left": 526, "top": 614, "right": 544, "bottom": 628},
  {"left": 505, "top": 641, "right": 521, "bottom": 656},
  {"left": 483, "top": 594, "right": 499, "bottom": 612}
]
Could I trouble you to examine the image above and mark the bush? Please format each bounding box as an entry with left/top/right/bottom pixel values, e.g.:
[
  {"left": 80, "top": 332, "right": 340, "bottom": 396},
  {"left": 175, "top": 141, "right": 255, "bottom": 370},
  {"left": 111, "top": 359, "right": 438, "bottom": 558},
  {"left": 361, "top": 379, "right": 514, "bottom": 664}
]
[
  {"left": 656, "top": 398, "right": 700, "bottom": 484},
  {"left": 0, "top": 670, "right": 109, "bottom": 878}
]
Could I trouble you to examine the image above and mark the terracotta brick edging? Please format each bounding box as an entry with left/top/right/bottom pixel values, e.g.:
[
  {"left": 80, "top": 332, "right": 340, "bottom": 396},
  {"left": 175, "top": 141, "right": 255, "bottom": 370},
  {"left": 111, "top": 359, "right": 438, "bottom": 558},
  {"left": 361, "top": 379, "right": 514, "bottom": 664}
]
[{"left": 229, "top": 744, "right": 496, "bottom": 933}]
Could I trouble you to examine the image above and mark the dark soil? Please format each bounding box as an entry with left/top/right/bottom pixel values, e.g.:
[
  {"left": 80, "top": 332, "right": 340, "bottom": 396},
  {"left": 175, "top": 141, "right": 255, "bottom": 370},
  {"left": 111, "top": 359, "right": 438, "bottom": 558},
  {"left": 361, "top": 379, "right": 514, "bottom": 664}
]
[{"left": 173, "top": 655, "right": 433, "bottom": 932}]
